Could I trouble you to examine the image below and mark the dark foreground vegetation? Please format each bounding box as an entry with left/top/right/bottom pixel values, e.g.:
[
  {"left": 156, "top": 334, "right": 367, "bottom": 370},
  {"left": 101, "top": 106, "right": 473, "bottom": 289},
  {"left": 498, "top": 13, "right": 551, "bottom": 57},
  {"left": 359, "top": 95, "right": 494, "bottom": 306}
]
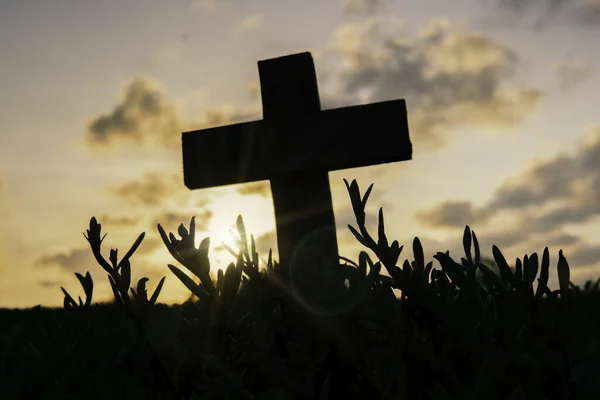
[{"left": 1, "top": 180, "right": 599, "bottom": 399}]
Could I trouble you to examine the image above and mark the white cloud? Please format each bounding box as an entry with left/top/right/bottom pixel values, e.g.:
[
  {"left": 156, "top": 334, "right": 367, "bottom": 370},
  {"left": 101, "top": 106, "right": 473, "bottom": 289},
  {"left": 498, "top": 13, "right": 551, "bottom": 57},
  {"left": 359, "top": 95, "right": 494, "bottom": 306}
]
[{"left": 320, "top": 17, "right": 543, "bottom": 150}]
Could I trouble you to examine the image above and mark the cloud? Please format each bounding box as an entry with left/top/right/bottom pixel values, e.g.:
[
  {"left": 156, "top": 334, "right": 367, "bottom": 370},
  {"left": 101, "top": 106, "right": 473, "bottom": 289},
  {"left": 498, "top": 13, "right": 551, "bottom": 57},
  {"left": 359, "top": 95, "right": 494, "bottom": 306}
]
[
  {"left": 414, "top": 127, "right": 600, "bottom": 271},
  {"left": 235, "top": 181, "right": 270, "bottom": 197},
  {"left": 415, "top": 200, "right": 493, "bottom": 229},
  {"left": 37, "top": 279, "right": 66, "bottom": 289},
  {"left": 489, "top": 128, "right": 600, "bottom": 216},
  {"left": 134, "top": 237, "right": 165, "bottom": 256},
  {"left": 321, "top": 18, "right": 543, "bottom": 150},
  {"left": 85, "top": 74, "right": 260, "bottom": 152},
  {"left": 200, "top": 104, "right": 261, "bottom": 127},
  {"left": 419, "top": 127, "right": 600, "bottom": 230},
  {"left": 97, "top": 214, "right": 142, "bottom": 227},
  {"left": 234, "top": 14, "right": 264, "bottom": 34},
  {"left": 109, "top": 171, "right": 183, "bottom": 206},
  {"left": 35, "top": 248, "right": 94, "bottom": 274},
  {"left": 568, "top": 243, "right": 600, "bottom": 267},
  {"left": 552, "top": 60, "right": 594, "bottom": 92},
  {"left": 476, "top": 227, "right": 534, "bottom": 252},
  {"left": 253, "top": 229, "right": 278, "bottom": 256},
  {"left": 576, "top": 0, "right": 600, "bottom": 25},
  {"left": 525, "top": 200, "right": 600, "bottom": 232},
  {"left": 492, "top": 0, "right": 569, "bottom": 19},
  {"left": 86, "top": 77, "right": 183, "bottom": 148},
  {"left": 343, "top": 0, "right": 387, "bottom": 14},
  {"left": 86, "top": 17, "right": 544, "bottom": 156},
  {"left": 34, "top": 245, "right": 168, "bottom": 304},
  {"left": 529, "top": 232, "right": 580, "bottom": 249},
  {"left": 484, "top": 0, "right": 600, "bottom": 27},
  {"left": 152, "top": 209, "right": 213, "bottom": 232}
]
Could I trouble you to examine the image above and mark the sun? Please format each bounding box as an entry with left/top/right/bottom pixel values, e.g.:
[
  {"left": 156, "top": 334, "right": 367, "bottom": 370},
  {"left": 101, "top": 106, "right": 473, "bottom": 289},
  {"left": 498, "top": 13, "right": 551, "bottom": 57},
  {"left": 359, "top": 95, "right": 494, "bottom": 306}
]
[
  {"left": 220, "top": 226, "right": 242, "bottom": 254},
  {"left": 185, "top": 188, "right": 278, "bottom": 273}
]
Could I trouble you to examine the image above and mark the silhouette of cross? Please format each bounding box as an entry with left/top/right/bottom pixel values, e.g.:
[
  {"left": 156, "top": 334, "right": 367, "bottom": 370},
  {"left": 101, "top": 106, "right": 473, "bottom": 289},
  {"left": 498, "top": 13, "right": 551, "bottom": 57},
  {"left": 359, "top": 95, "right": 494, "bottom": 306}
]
[{"left": 182, "top": 52, "right": 412, "bottom": 269}]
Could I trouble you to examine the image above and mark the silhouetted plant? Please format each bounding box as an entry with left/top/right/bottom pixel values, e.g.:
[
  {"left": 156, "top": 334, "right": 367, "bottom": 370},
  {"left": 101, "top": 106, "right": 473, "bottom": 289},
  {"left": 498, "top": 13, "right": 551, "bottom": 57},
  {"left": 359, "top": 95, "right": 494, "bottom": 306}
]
[
  {"left": 61, "top": 271, "right": 93, "bottom": 309},
  {"left": 10, "top": 180, "right": 599, "bottom": 399},
  {"left": 81, "top": 217, "right": 166, "bottom": 324}
]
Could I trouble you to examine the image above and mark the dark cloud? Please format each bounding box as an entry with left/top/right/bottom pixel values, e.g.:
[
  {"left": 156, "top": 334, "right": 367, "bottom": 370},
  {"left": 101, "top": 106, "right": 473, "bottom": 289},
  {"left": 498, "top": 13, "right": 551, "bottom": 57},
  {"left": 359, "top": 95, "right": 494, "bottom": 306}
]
[
  {"left": 485, "top": 0, "right": 600, "bottom": 28},
  {"left": 392, "top": 234, "right": 451, "bottom": 261},
  {"left": 378, "top": 231, "right": 489, "bottom": 268},
  {"left": 528, "top": 232, "right": 580, "bottom": 249},
  {"left": 86, "top": 76, "right": 260, "bottom": 151},
  {"left": 476, "top": 228, "right": 533, "bottom": 252},
  {"left": 320, "top": 90, "right": 362, "bottom": 110},
  {"left": 130, "top": 264, "right": 169, "bottom": 284},
  {"left": 152, "top": 209, "right": 213, "bottom": 232},
  {"left": 417, "top": 129, "right": 600, "bottom": 232},
  {"left": 322, "top": 18, "right": 543, "bottom": 150},
  {"left": 415, "top": 200, "right": 493, "bottom": 229},
  {"left": 34, "top": 245, "right": 167, "bottom": 301},
  {"left": 97, "top": 214, "right": 142, "bottom": 227},
  {"left": 235, "top": 181, "right": 270, "bottom": 197},
  {"left": 575, "top": 0, "right": 600, "bottom": 25},
  {"left": 200, "top": 106, "right": 260, "bottom": 128},
  {"left": 567, "top": 243, "right": 600, "bottom": 267},
  {"left": 526, "top": 201, "right": 600, "bottom": 232},
  {"left": 87, "top": 18, "right": 541, "bottom": 156},
  {"left": 253, "top": 229, "right": 278, "bottom": 256},
  {"left": 109, "top": 172, "right": 182, "bottom": 206},
  {"left": 486, "top": 130, "right": 600, "bottom": 219},
  {"left": 37, "top": 279, "right": 65, "bottom": 289},
  {"left": 486, "top": 152, "right": 582, "bottom": 210},
  {"left": 494, "top": 0, "right": 569, "bottom": 19},
  {"left": 35, "top": 248, "right": 94, "bottom": 274},
  {"left": 544, "top": 232, "right": 580, "bottom": 246},
  {"left": 86, "top": 77, "right": 182, "bottom": 148},
  {"left": 414, "top": 128, "right": 600, "bottom": 270},
  {"left": 134, "top": 237, "right": 164, "bottom": 256},
  {"left": 552, "top": 61, "right": 594, "bottom": 92}
]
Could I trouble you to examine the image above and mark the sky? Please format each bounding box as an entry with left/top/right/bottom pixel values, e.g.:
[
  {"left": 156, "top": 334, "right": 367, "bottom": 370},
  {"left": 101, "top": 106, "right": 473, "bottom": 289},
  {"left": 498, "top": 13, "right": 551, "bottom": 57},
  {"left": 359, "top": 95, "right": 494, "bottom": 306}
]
[{"left": 1, "top": 0, "right": 600, "bottom": 308}]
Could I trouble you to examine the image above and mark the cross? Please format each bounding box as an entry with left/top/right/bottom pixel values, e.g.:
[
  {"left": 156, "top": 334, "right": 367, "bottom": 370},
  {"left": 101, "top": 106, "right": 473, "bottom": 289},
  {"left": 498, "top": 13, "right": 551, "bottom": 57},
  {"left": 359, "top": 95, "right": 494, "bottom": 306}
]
[{"left": 182, "top": 52, "right": 412, "bottom": 270}]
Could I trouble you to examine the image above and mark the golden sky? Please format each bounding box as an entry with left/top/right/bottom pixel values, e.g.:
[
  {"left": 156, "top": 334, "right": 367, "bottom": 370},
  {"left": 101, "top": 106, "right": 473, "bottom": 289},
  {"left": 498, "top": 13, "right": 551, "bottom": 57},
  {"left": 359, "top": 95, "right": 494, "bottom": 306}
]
[{"left": 1, "top": 0, "right": 600, "bottom": 308}]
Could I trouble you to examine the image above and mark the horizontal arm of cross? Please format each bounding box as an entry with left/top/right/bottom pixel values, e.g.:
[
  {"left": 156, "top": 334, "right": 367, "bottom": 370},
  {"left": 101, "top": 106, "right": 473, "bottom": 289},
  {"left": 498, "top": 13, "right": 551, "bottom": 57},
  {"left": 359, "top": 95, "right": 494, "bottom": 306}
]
[{"left": 182, "top": 98, "right": 411, "bottom": 190}]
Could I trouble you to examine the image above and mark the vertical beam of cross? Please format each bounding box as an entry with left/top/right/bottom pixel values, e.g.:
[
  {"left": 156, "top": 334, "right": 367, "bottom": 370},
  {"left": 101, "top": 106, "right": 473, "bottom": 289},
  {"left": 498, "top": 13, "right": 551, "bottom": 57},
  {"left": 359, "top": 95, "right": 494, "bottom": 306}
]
[{"left": 258, "top": 53, "right": 339, "bottom": 269}]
